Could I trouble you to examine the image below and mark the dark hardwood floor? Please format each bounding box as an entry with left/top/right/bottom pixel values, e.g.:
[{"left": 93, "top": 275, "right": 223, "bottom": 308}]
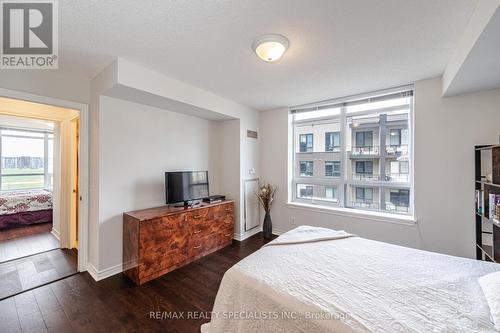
[
  {"left": 0, "top": 248, "right": 77, "bottom": 300},
  {"left": 0, "top": 229, "right": 59, "bottom": 263},
  {"left": 0, "top": 223, "right": 53, "bottom": 242},
  {"left": 0, "top": 232, "right": 273, "bottom": 333}
]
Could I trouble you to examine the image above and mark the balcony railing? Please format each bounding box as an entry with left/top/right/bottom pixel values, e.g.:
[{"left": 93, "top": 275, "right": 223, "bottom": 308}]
[
  {"left": 351, "top": 145, "right": 379, "bottom": 155},
  {"left": 385, "top": 144, "right": 408, "bottom": 156},
  {"left": 385, "top": 202, "right": 410, "bottom": 213},
  {"left": 352, "top": 173, "right": 379, "bottom": 181},
  {"left": 351, "top": 201, "right": 379, "bottom": 209},
  {"left": 385, "top": 173, "right": 409, "bottom": 182},
  {"left": 325, "top": 146, "right": 341, "bottom": 153}
]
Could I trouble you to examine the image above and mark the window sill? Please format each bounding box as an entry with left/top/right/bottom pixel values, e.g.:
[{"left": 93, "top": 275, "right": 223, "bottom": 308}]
[{"left": 286, "top": 202, "right": 417, "bottom": 226}]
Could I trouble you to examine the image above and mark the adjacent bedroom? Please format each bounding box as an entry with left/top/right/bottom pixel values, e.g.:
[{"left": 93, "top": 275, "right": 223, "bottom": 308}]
[{"left": 0, "top": 97, "right": 79, "bottom": 300}]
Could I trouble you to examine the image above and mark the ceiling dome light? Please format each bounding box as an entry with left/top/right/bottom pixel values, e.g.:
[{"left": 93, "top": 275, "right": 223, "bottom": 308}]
[{"left": 252, "top": 34, "right": 289, "bottom": 62}]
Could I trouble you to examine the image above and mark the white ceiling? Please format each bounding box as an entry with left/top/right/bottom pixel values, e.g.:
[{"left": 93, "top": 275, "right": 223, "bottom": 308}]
[{"left": 59, "top": 0, "right": 478, "bottom": 110}]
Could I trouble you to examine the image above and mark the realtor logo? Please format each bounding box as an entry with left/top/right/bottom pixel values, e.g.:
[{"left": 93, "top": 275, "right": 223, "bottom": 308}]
[{"left": 1, "top": 0, "right": 58, "bottom": 69}]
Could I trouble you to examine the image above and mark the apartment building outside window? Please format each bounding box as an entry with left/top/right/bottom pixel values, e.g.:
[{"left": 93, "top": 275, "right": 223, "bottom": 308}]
[
  {"left": 0, "top": 128, "right": 54, "bottom": 191},
  {"left": 325, "top": 161, "right": 340, "bottom": 177},
  {"left": 325, "top": 132, "right": 340, "bottom": 152},
  {"left": 300, "top": 161, "right": 314, "bottom": 177},
  {"left": 291, "top": 86, "right": 413, "bottom": 217},
  {"left": 299, "top": 134, "right": 313, "bottom": 152}
]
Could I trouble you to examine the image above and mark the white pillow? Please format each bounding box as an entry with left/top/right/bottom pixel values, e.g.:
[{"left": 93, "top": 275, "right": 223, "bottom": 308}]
[{"left": 479, "top": 271, "right": 500, "bottom": 331}]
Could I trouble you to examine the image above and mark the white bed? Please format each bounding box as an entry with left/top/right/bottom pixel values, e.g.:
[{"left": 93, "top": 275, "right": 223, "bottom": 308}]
[{"left": 202, "top": 226, "right": 500, "bottom": 333}]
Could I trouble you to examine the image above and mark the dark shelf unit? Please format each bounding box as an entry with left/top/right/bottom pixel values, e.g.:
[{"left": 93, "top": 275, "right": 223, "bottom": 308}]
[{"left": 475, "top": 145, "right": 500, "bottom": 263}]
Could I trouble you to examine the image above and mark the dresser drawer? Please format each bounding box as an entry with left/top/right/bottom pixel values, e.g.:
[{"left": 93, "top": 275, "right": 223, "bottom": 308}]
[
  {"left": 139, "top": 248, "right": 186, "bottom": 279},
  {"left": 187, "top": 233, "right": 219, "bottom": 258},
  {"left": 140, "top": 214, "right": 188, "bottom": 256},
  {"left": 217, "top": 229, "right": 233, "bottom": 246}
]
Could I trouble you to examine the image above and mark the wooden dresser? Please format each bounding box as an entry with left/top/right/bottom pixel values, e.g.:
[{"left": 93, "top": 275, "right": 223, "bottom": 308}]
[{"left": 123, "top": 200, "right": 234, "bottom": 285}]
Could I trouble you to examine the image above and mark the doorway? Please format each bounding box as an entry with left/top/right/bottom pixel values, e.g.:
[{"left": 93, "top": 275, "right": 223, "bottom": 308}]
[{"left": 0, "top": 96, "right": 82, "bottom": 300}]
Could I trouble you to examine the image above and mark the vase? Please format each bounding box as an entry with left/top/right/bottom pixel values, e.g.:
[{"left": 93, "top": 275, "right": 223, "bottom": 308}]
[{"left": 263, "top": 212, "right": 272, "bottom": 239}]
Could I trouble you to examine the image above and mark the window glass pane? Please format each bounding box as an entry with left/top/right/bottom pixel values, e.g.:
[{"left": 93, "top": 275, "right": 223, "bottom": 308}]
[
  {"left": 293, "top": 89, "right": 412, "bottom": 216},
  {"left": 346, "top": 97, "right": 410, "bottom": 114},
  {"left": 295, "top": 107, "right": 341, "bottom": 121},
  {"left": 1, "top": 136, "right": 44, "bottom": 175},
  {"left": 299, "top": 134, "right": 313, "bottom": 153},
  {"left": 390, "top": 129, "right": 401, "bottom": 146},
  {"left": 300, "top": 161, "right": 313, "bottom": 177},
  {"left": 1, "top": 175, "right": 44, "bottom": 190},
  {"left": 325, "top": 132, "right": 340, "bottom": 152}
]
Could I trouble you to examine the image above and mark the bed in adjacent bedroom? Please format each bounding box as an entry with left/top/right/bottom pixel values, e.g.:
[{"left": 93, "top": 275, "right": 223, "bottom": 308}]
[
  {"left": 0, "top": 189, "right": 53, "bottom": 229},
  {"left": 202, "top": 226, "right": 500, "bottom": 333}
]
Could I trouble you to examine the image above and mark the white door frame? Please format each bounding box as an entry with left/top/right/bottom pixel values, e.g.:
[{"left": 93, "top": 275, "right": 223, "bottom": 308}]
[{"left": 0, "top": 87, "right": 89, "bottom": 272}]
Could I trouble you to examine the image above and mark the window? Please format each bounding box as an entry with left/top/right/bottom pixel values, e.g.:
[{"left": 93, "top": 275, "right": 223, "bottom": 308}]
[
  {"left": 299, "top": 134, "right": 313, "bottom": 152},
  {"left": 0, "top": 128, "right": 53, "bottom": 191},
  {"left": 297, "top": 184, "right": 313, "bottom": 198},
  {"left": 291, "top": 87, "right": 413, "bottom": 217},
  {"left": 325, "top": 132, "right": 340, "bottom": 152},
  {"left": 299, "top": 161, "right": 314, "bottom": 177},
  {"left": 389, "top": 129, "right": 401, "bottom": 146},
  {"left": 388, "top": 189, "right": 410, "bottom": 212},
  {"left": 325, "top": 187, "right": 338, "bottom": 202},
  {"left": 355, "top": 131, "right": 373, "bottom": 148},
  {"left": 355, "top": 161, "right": 373, "bottom": 174},
  {"left": 325, "top": 161, "right": 340, "bottom": 177},
  {"left": 356, "top": 187, "right": 373, "bottom": 202}
]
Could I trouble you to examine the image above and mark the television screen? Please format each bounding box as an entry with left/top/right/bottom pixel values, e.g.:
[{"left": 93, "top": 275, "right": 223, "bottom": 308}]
[{"left": 165, "top": 171, "right": 209, "bottom": 204}]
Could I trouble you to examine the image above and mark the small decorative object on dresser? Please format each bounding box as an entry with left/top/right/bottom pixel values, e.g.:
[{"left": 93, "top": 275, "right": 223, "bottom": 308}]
[
  {"left": 256, "top": 182, "right": 277, "bottom": 239},
  {"left": 123, "top": 200, "right": 234, "bottom": 285}
]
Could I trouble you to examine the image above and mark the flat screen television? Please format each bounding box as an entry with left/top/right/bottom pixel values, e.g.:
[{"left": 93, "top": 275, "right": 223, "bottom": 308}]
[{"left": 165, "top": 171, "right": 209, "bottom": 205}]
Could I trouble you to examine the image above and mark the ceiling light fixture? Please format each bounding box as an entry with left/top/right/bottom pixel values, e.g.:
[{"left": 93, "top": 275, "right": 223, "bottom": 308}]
[{"left": 252, "top": 34, "right": 289, "bottom": 62}]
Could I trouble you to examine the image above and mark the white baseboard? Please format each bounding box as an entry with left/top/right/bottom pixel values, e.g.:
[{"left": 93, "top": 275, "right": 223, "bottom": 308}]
[
  {"left": 233, "top": 226, "right": 262, "bottom": 241},
  {"left": 87, "top": 227, "right": 288, "bottom": 282},
  {"left": 272, "top": 227, "right": 287, "bottom": 236},
  {"left": 87, "top": 262, "right": 123, "bottom": 282},
  {"left": 51, "top": 228, "right": 60, "bottom": 241},
  {"left": 233, "top": 226, "right": 287, "bottom": 241}
]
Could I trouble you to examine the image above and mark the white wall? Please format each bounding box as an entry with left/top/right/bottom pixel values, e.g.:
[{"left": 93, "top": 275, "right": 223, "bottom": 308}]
[
  {"left": 260, "top": 76, "right": 500, "bottom": 259},
  {"left": 0, "top": 71, "right": 89, "bottom": 104},
  {"left": 97, "top": 96, "right": 222, "bottom": 270}
]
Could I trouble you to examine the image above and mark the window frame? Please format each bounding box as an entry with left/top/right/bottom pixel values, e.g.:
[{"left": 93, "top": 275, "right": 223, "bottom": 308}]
[
  {"left": 0, "top": 127, "right": 54, "bottom": 191},
  {"left": 290, "top": 86, "right": 414, "bottom": 220}
]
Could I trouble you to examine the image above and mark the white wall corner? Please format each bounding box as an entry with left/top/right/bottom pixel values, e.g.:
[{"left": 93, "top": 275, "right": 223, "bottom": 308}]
[
  {"left": 51, "top": 227, "right": 61, "bottom": 241},
  {"left": 87, "top": 262, "right": 123, "bottom": 282},
  {"left": 442, "top": 0, "right": 500, "bottom": 96}
]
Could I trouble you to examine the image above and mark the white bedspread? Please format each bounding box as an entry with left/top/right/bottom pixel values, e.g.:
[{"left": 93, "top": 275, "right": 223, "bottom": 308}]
[{"left": 202, "top": 226, "right": 500, "bottom": 333}]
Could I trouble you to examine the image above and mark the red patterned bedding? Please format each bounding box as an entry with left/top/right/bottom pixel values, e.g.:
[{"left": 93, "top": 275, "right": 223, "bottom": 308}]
[
  {"left": 0, "top": 190, "right": 53, "bottom": 229},
  {"left": 0, "top": 190, "right": 52, "bottom": 215}
]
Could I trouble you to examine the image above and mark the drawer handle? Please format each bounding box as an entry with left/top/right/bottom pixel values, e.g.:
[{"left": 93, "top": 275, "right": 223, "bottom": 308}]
[
  {"left": 224, "top": 221, "right": 231, "bottom": 224},
  {"left": 224, "top": 208, "right": 231, "bottom": 211},
  {"left": 193, "top": 230, "right": 201, "bottom": 234},
  {"left": 193, "top": 215, "right": 202, "bottom": 219},
  {"left": 193, "top": 245, "right": 201, "bottom": 249},
  {"left": 224, "top": 233, "right": 232, "bottom": 237}
]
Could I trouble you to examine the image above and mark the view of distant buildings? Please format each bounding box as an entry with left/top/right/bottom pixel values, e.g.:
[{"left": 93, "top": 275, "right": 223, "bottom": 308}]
[
  {"left": 2, "top": 156, "right": 44, "bottom": 170},
  {"left": 294, "top": 112, "right": 411, "bottom": 214}
]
